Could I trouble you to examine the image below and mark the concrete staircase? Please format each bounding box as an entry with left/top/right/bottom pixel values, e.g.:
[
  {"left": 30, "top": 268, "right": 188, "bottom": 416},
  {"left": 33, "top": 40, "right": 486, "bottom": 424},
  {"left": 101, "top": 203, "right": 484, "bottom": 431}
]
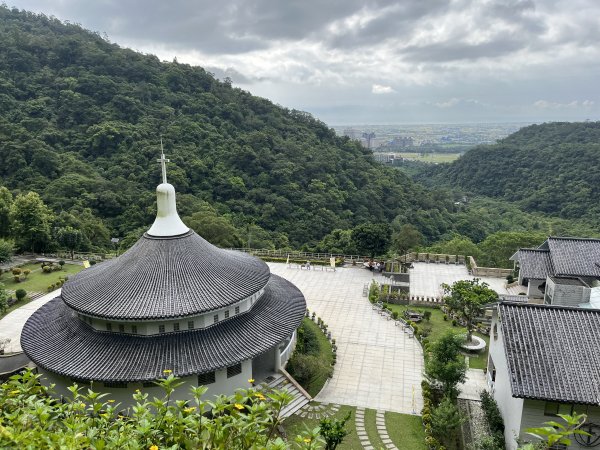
[{"left": 260, "top": 372, "right": 311, "bottom": 418}]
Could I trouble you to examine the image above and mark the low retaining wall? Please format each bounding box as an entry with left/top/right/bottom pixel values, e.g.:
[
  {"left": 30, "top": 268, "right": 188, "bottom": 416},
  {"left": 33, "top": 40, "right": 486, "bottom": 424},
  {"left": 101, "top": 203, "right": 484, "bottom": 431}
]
[{"left": 469, "top": 256, "right": 513, "bottom": 278}]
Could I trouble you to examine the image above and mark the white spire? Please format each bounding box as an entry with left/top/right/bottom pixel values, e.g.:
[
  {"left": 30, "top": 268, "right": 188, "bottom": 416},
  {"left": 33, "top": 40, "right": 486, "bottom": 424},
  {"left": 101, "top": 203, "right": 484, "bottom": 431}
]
[{"left": 147, "top": 143, "right": 189, "bottom": 237}]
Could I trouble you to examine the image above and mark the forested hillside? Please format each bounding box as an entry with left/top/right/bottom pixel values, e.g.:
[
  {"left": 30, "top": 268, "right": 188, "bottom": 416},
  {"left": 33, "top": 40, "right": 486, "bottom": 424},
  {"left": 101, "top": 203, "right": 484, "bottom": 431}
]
[
  {"left": 425, "top": 122, "right": 600, "bottom": 223},
  {"left": 0, "top": 6, "right": 458, "bottom": 253}
]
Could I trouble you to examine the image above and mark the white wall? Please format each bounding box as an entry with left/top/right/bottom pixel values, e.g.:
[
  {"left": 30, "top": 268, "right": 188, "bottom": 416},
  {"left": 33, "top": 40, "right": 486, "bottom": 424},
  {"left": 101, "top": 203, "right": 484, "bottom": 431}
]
[
  {"left": 526, "top": 279, "right": 545, "bottom": 300},
  {"left": 489, "top": 309, "right": 524, "bottom": 450},
  {"left": 546, "top": 277, "right": 590, "bottom": 307},
  {"left": 38, "top": 359, "right": 254, "bottom": 411}
]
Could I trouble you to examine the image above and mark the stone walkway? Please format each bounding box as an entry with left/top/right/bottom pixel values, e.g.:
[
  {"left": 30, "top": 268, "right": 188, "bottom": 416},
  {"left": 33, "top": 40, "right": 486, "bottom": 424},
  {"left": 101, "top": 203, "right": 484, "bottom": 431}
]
[
  {"left": 270, "top": 263, "right": 424, "bottom": 415},
  {"left": 458, "top": 368, "right": 488, "bottom": 401},
  {"left": 355, "top": 407, "right": 372, "bottom": 449}
]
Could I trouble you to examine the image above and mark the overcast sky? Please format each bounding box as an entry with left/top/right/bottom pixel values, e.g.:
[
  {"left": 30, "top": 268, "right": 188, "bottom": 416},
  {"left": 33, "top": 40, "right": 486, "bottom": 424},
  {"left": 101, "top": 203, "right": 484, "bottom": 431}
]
[{"left": 8, "top": 0, "right": 600, "bottom": 125}]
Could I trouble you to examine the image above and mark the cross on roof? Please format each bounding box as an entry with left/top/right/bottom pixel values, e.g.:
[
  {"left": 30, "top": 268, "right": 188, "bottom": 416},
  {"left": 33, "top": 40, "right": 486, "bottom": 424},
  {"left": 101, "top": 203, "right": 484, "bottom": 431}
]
[{"left": 157, "top": 137, "right": 170, "bottom": 184}]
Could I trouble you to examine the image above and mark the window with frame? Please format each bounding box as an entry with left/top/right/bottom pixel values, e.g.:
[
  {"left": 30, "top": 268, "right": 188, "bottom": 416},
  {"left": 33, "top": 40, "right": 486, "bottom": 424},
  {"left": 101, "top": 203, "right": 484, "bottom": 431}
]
[
  {"left": 188, "top": 321, "right": 194, "bottom": 330},
  {"left": 235, "top": 306, "right": 240, "bottom": 315},
  {"left": 227, "top": 363, "right": 242, "bottom": 378},
  {"left": 214, "top": 314, "right": 219, "bottom": 324},
  {"left": 544, "top": 402, "right": 573, "bottom": 416},
  {"left": 198, "top": 371, "right": 216, "bottom": 385},
  {"left": 158, "top": 324, "right": 165, "bottom": 334},
  {"left": 225, "top": 310, "right": 230, "bottom": 319},
  {"left": 173, "top": 323, "right": 180, "bottom": 332}
]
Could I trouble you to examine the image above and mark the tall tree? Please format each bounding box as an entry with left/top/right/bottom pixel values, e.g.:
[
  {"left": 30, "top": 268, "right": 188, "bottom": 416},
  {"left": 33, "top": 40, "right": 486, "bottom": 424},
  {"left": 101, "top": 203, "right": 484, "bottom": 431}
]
[
  {"left": 10, "top": 192, "right": 54, "bottom": 253},
  {"left": 442, "top": 278, "right": 498, "bottom": 342},
  {"left": 0, "top": 187, "right": 13, "bottom": 238},
  {"left": 55, "top": 226, "right": 84, "bottom": 259},
  {"left": 425, "top": 331, "right": 468, "bottom": 398},
  {"left": 351, "top": 223, "right": 391, "bottom": 257},
  {"left": 392, "top": 223, "right": 423, "bottom": 256}
]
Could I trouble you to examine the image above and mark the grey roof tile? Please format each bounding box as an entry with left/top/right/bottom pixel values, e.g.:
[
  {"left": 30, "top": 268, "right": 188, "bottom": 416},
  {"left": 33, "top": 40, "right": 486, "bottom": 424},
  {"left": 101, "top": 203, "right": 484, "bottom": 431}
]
[
  {"left": 61, "top": 231, "right": 271, "bottom": 320},
  {"left": 511, "top": 248, "right": 553, "bottom": 280},
  {"left": 546, "top": 237, "right": 600, "bottom": 277},
  {"left": 21, "top": 275, "right": 306, "bottom": 382},
  {"left": 500, "top": 302, "right": 600, "bottom": 405}
]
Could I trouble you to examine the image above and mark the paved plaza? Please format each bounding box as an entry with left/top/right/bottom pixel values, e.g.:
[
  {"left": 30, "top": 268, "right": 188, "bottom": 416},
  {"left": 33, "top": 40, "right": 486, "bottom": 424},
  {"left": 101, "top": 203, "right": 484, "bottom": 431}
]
[
  {"left": 409, "top": 262, "right": 511, "bottom": 298},
  {"left": 270, "top": 264, "right": 424, "bottom": 414}
]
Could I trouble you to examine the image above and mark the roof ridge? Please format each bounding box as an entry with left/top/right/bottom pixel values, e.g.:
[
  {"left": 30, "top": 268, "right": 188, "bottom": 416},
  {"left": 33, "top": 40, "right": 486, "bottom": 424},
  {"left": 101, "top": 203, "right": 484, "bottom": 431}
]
[
  {"left": 548, "top": 236, "right": 600, "bottom": 242},
  {"left": 500, "top": 301, "right": 600, "bottom": 313}
]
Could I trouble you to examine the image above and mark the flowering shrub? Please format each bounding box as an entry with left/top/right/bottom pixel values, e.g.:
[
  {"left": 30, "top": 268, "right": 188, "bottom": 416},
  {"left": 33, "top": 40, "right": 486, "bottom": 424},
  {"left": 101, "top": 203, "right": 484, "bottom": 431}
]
[{"left": 0, "top": 370, "right": 322, "bottom": 449}]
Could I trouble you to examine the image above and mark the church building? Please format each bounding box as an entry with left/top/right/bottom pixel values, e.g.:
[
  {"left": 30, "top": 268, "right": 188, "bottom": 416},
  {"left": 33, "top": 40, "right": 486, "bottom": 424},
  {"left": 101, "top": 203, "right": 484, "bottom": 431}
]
[{"left": 21, "top": 151, "right": 306, "bottom": 407}]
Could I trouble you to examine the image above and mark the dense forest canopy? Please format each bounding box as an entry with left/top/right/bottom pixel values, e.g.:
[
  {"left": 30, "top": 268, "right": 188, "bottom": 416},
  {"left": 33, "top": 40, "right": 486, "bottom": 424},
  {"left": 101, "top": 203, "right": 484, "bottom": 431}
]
[
  {"left": 0, "top": 6, "right": 461, "bottom": 253},
  {"left": 422, "top": 122, "right": 600, "bottom": 224}
]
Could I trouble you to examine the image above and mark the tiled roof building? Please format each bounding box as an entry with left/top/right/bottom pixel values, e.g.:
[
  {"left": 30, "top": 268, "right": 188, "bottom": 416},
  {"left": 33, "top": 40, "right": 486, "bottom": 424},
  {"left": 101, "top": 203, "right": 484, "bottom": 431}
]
[{"left": 21, "top": 154, "right": 306, "bottom": 407}]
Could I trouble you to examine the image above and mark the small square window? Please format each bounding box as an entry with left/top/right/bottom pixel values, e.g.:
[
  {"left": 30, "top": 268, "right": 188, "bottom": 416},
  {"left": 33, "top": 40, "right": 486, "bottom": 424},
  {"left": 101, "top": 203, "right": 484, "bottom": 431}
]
[
  {"left": 174, "top": 323, "right": 180, "bottom": 332},
  {"left": 188, "top": 321, "right": 194, "bottom": 330},
  {"left": 118, "top": 324, "right": 125, "bottom": 333},
  {"left": 235, "top": 306, "right": 240, "bottom": 315},
  {"left": 227, "top": 363, "right": 242, "bottom": 378},
  {"left": 106, "top": 323, "right": 112, "bottom": 332},
  {"left": 214, "top": 314, "right": 219, "bottom": 324},
  {"left": 225, "top": 310, "right": 230, "bottom": 319},
  {"left": 198, "top": 371, "right": 216, "bottom": 385},
  {"left": 132, "top": 325, "right": 138, "bottom": 334},
  {"left": 158, "top": 324, "right": 165, "bottom": 334}
]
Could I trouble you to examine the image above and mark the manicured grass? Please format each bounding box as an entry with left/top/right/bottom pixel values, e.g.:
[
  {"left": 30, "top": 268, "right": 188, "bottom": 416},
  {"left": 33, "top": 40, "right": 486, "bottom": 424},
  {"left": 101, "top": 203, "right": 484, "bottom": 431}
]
[
  {"left": 282, "top": 404, "right": 360, "bottom": 449},
  {"left": 385, "top": 304, "right": 489, "bottom": 369},
  {"left": 0, "top": 262, "right": 84, "bottom": 294},
  {"left": 296, "top": 318, "right": 334, "bottom": 397},
  {"left": 364, "top": 408, "right": 386, "bottom": 450},
  {"left": 386, "top": 411, "right": 427, "bottom": 450}
]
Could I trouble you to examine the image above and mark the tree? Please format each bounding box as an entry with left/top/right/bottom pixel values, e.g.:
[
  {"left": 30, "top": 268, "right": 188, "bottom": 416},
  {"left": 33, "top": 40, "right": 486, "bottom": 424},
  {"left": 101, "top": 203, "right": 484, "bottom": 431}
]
[
  {"left": 0, "top": 186, "right": 13, "bottom": 238},
  {"left": 351, "top": 223, "right": 391, "bottom": 257},
  {"left": 431, "top": 397, "right": 464, "bottom": 447},
  {"left": 319, "top": 411, "right": 352, "bottom": 450},
  {"left": 425, "top": 331, "right": 467, "bottom": 398},
  {"left": 15, "top": 288, "right": 26, "bottom": 301},
  {"left": 10, "top": 192, "right": 54, "bottom": 253},
  {"left": 0, "top": 283, "right": 8, "bottom": 315},
  {"left": 184, "top": 207, "right": 242, "bottom": 248},
  {"left": 442, "top": 278, "right": 498, "bottom": 342},
  {"left": 478, "top": 231, "right": 545, "bottom": 268},
  {"left": 55, "top": 226, "right": 84, "bottom": 259},
  {"left": 392, "top": 224, "right": 422, "bottom": 256},
  {"left": 0, "top": 239, "right": 13, "bottom": 263}
]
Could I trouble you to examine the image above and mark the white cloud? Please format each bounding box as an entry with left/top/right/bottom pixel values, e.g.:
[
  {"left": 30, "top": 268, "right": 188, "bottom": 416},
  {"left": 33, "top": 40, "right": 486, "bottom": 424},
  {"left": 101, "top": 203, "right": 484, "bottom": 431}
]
[
  {"left": 533, "top": 99, "right": 595, "bottom": 109},
  {"left": 372, "top": 84, "right": 396, "bottom": 94}
]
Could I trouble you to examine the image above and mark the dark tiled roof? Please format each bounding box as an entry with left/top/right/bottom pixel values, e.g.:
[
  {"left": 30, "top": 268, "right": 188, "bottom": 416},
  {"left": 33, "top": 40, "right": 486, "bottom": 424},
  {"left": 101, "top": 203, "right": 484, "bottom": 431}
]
[
  {"left": 61, "top": 230, "right": 270, "bottom": 320},
  {"left": 510, "top": 248, "right": 553, "bottom": 280},
  {"left": 500, "top": 302, "right": 600, "bottom": 405},
  {"left": 546, "top": 237, "right": 600, "bottom": 277},
  {"left": 21, "top": 275, "right": 306, "bottom": 382}
]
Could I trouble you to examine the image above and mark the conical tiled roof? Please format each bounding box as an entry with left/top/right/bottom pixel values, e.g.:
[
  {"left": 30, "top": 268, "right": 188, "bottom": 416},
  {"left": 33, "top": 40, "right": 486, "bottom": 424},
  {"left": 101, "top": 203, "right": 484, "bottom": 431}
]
[{"left": 62, "top": 230, "right": 271, "bottom": 320}]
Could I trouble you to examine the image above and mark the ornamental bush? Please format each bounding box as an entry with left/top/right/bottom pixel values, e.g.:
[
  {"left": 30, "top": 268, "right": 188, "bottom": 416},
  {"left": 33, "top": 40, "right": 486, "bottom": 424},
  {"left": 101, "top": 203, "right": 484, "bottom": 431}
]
[
  {"left": 42, "top": 266, "right": 52, "bottom": 273},
  {"left": 11, "top": 268, "right": 21, "bottom": 275},
  {"left": 15, "top": 289, "right": 26, "bottom": 301},
  {"left": 0, "top": 369, "right": 321, "bottom": 449}
]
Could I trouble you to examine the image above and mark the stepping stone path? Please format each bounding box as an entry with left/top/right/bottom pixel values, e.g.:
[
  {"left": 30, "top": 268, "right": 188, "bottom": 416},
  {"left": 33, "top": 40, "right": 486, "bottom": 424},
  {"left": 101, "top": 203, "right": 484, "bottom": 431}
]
[
  {"left": 355, "top": 407, "right": 373, "bottom": 449},
  {"left": 296, "top": 402, "right": 340, "bottom": 420},
  {"left": 376, "top": 411, "right": 399, "bottom": 450}
]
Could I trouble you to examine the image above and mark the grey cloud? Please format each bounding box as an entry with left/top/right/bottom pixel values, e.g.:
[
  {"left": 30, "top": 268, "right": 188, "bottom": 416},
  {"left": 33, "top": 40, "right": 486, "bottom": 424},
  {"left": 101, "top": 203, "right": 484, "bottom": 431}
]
[{"left": 401, "top": 36, "right": 526, "bottom": 62}]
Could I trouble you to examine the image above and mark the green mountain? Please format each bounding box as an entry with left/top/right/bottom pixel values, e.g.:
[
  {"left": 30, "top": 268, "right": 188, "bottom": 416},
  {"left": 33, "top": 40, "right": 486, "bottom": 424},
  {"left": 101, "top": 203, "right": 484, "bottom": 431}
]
[
  {"left": 0, "top": 6, "right": 456, "bottom": 251},
  {"left": 424, "top": 122, "right": 600, "bottom": 224}
]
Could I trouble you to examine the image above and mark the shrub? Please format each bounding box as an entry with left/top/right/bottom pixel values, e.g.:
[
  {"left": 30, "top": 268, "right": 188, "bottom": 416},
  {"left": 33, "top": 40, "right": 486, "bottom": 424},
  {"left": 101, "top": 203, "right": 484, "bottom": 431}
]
[
  {"left": 451, "top": 319, "right": 457, "bottom": 326},
  {"left": 42, "top": 266, "right": 52, "bottom": 273},
  {"left": 15, "top": 289, "right": 26, "bottom": 301},
  {"left": 47, "top": 284, "right": 55, "bottom": 291},
  {"left": 443, "top": 314, "right": 448, "bottom": 321},
  {"left": 480, "top": 390, "right": 505, "bottom": 435},
  {"left": 23, "top": 269, "right": 31, "bottom": 277},
  {"left": 89, "top": 260, "right": 97, "bottom": 266},
  {"left": 506, "top": 274, "right": 514, "bottom": 284},
  {"left": 423, "top": 311, "right": 432, "bottom": 321},
  {"left": 52, "top": 264, "right": 61, "bottom": 271},
  {"left": 13, "top": 275, "right": 20, "bottom": 283},
  {"left": 392, "top": 311, "right": 399, "bottom": 320},
  {"left": 422, "top": 413, "right": 432, "bottom": 424},
  {"left": 11, "top": 268, "right": 22, "bottom": 275},
  {"left": 59, "top": 260, "right": 65, "bottom": 268}
]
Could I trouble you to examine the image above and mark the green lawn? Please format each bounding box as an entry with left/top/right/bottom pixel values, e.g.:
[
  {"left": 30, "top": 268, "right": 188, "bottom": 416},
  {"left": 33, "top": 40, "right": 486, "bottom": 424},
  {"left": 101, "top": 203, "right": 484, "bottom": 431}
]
[
  {"left": 386, "top": 411, "right": 427, "bottom": 450},
  {"left": 385, "top": 304, "right": 489, "bottom": 369},
  {"left": 397, "top": 152, "right": 461, "bottom": 163},
  {"left": 1, "top": 262, "right": 84, "bottom": 294},
  {"left": 282, "top": 404, "right": 361, "bottom": 449},
  {"left": 282, "top": 404, "right": 426, "bottom": 449},
  {"left": 295, "top": 318, "right": 335, "bottom": 397}
]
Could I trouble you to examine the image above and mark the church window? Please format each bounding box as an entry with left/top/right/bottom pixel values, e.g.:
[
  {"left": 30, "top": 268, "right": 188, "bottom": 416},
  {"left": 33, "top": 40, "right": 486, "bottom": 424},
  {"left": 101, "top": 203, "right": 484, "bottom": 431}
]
[
  {"left": 227, "top": 363, "right": 242, "bottom": 378},
  {"left": 225, "top": 310, "right": 230, "bottom": 318},
  {"left": 119, "top": 324, "right": 125, "bottom": 333},
  {"left": 106, "top": 323, "right": 112, "bottom": 332},
  {"left": 235, "top": 306, "right": 240, "bottom": 315},
  {"left": 104, "top": 381, "right": 128, "bottom": 388},
  {"left": 132, "top": 325, "right": 138, "bottom": 334},
  {"left": 173, "top": 323, "right": 180, "bottom": 332},
  {"left": 159, "top": 325, "right": 165, "bottom": 334},
  {"left": 188, "top": 321, "right": 194, "bottom": 330},
  {"left": 198, "top": 371, "right": 216, "bottom": 385},
  {"left": 214, "top": 314, "right": 219, "bottom": 324}
]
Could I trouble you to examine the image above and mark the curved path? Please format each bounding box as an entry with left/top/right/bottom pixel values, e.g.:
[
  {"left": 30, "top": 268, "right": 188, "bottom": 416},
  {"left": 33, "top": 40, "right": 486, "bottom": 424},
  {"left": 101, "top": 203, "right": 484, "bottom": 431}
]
[{"left": 269, "top": 263, "right": 423, "bottom": 415}]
